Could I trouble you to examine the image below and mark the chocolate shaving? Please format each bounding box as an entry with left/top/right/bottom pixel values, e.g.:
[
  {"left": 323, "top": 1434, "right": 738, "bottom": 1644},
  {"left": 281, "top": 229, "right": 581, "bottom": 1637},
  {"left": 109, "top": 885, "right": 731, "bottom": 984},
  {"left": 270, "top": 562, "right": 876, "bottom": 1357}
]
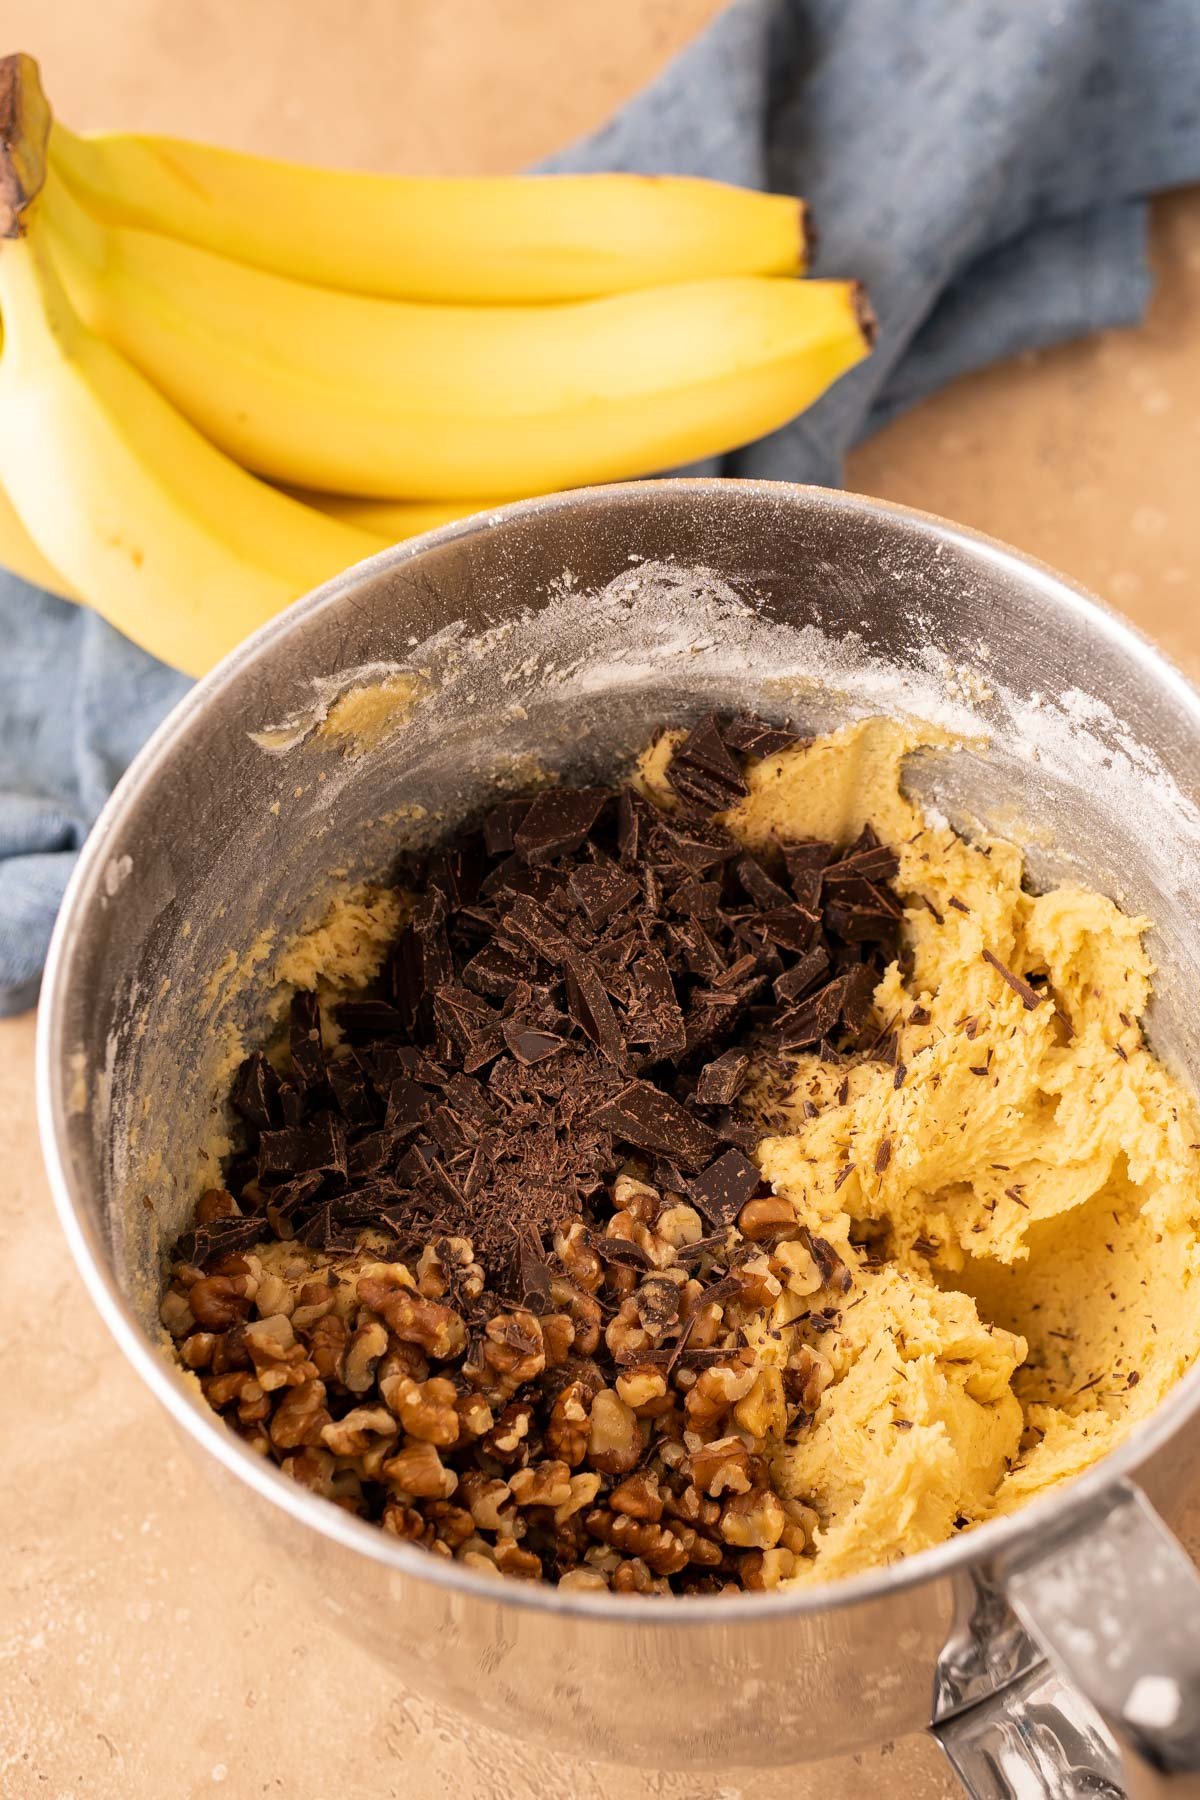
[{"left": 982, "top": 948, "right": 1043, "bottom": 1011}]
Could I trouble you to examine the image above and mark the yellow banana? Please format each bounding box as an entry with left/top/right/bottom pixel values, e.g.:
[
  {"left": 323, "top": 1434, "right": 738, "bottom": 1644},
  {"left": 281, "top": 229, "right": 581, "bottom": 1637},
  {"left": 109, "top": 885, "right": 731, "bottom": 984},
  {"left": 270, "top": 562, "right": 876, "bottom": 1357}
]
[
  {"left": 49, "top": 120, "right": 809, "bottom": 304},
  {"left": 44, "top": 170, "right": 873, "bottom": 501},
  {"left": 0, "top": 207, "right": 385, "bottom": 678},
  {"left": 286, "top": 490, "right": 507, "bottom": 539},
  {"left": 0, "top": 467, "right": 76, "bottom": 598}
]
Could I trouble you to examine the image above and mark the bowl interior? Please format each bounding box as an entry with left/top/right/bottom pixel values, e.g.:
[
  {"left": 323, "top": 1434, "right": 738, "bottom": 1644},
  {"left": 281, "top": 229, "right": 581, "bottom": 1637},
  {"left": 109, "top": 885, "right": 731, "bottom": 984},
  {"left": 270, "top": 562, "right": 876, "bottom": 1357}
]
[{"left": 44, "top": 481, "right": 1200, "bottom": 1346}]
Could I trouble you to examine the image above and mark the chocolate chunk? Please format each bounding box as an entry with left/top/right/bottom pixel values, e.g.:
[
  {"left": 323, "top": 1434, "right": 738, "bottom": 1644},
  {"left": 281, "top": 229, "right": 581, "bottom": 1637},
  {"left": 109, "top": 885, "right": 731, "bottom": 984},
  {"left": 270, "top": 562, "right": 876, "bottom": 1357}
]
[
  {"left": 755, "top": 908, "right": 818, "bottom": 954},
  {"left": 231, "top": 1052, "right": 280, "bottom": 1131},
  {"left": 624, "top": 949, "right": 686, "bottom": 1059},
  {"left": 665, "top": 714, "right": 750, "bottom": 812},
  {"left": 178, "top": 1214, "right": 267, "bottom": 1266},
  {"left": 689, "top": 1149, "right": 762, "bottom": 1225},
  {"left": 776, "top": 979, "right": 847, "bottom": 1048},
  {"left": 498, "top": 893, "right": 573, "bottom": 966},
  {"left": 667, "top": 877, "right": 723, "bottom": 920},
  {"left": 326, "top": 1055, "right": 376, "bottom": 1126},
  {"left": 774, "top": 946, "right": 831, "bottom": 1005},
  {"left": 616, "top": 788, "right": 641, "bottom": 864},
  {"left": 594, "top": 1080, "right": 719, "bottom": 1170},
  {"left": 433, "top": 983, "right": 500, "bottom": 1058},
  {"left": 461, "top": 939, "right": 533, "bottom": 1000},
  {"left": 503, "top": 1023, "right": 567, "bottom": 1066},
  {"left": 564, "top": 952, "right": 627, "bottom": 1066},
  {"left": 840, "top": 964, "right": 878, "bottom": 1035},
  {"left": 721, "top": 714, "right": 806, "bottom": 759},
  {"left": 783, "top": 842, "right": 837, "bottom": 880},
  {"left": 514, "top": 787, "right": 607, "bottom": 865},
  {"left": 657, "top": 819, "right": 739, "bottom": 875},
  {"left": 336, "top": 999, "right": 410, "bottom": 1037},
  {"left": 278, "top": 1084, "right": 306, "bottom": 1127},
  {"left": 566, "top": 858, "right": 638, "bottom": 928},
  {"left": 385, "top": 1075, "right": 433, "bottom": 1136},
  {"left": 734, "top": 855, "right": 794, "bottom": 910},
  {"left": 427, "top": 842, "right": 485, "bottom": 910},
  {"left": 348, "top": 1130, "right": 391, "bottom": 1178},
  {"left": 258, "top": 1113, "right": 346, "bottom": 1180},
  {"left": 288, "top": 990, "right": 325, "bottom": 1089},
  {"left": 592, "top": 1234, "right": 651, "bottom": 1269},
  {"left": 392, "top": 891, "right": 454, "bottom": 1032},
  {"left": 482, "top": 797, "right": 531, "bottom": 857},
  {"left": 693, "top": 1048, "right": 751, "bottom": 1106}
]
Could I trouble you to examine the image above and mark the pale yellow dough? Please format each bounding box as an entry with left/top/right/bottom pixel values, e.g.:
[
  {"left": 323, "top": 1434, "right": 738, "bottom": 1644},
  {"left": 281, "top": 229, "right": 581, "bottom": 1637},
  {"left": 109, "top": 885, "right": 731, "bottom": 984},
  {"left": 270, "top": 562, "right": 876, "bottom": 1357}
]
[{"left": 676, "top": 717, "right": 1200, "bottom": 1584}]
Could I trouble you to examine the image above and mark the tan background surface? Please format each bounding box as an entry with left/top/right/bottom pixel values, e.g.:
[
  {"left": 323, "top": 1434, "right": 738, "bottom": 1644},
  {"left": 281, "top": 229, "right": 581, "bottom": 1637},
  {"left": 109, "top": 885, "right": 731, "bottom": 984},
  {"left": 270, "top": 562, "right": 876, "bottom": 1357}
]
[{"left": 2, "top": 2, "right": 1200, "bottom": 1795}]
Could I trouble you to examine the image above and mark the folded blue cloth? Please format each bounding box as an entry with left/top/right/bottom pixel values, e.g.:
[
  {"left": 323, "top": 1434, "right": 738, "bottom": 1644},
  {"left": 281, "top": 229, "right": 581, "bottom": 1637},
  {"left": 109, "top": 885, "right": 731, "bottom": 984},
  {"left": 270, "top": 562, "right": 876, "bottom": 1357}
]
[{"left": 3, "top": 0, "right": 1198, "bottom": 1012}]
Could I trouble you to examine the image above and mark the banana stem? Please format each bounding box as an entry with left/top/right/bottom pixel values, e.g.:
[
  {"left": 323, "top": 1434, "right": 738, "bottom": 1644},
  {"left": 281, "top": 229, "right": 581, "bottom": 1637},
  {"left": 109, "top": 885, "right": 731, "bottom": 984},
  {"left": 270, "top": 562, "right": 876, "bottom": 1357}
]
[{"left": 0, "top": 53, "right": 50, "bottom": 238}]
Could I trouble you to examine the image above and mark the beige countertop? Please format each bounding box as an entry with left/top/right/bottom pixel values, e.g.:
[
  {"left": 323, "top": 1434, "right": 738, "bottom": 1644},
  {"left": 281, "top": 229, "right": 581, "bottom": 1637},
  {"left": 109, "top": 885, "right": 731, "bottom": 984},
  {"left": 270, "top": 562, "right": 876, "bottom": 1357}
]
[{"left": 2, "top": 2, "right": 1200, "bottom": 1794}]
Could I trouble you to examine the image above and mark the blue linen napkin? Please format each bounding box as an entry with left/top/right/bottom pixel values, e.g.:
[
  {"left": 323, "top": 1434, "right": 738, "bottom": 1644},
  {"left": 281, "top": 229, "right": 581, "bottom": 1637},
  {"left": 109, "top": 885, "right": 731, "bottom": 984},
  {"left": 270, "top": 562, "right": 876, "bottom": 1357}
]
[{"left": 2, "top": 0, "right": 1199, "bottom": 1012}]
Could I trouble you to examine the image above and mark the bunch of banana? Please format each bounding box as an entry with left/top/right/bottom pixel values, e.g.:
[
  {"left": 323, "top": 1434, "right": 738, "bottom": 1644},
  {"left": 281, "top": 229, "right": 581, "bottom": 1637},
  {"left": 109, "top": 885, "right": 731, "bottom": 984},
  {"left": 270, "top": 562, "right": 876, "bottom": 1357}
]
[{"left": 0, "top": 52, "right": 874, "bottom": 677}]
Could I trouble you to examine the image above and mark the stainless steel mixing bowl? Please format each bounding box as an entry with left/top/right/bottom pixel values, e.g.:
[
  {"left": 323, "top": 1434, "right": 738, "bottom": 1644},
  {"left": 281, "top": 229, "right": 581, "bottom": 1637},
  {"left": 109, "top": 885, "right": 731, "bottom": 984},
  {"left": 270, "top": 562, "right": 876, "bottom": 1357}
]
[{"left": 37, "top": 480, "right": 1200, "bottom": 1797}]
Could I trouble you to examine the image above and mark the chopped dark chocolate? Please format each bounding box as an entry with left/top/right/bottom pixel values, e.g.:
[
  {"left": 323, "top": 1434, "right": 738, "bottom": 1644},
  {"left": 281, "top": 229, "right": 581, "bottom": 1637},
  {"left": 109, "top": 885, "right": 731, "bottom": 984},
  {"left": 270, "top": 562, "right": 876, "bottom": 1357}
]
[
  {"left": 595, "top": 1080, "right": 719, "bottom": 1169},
  {"left": 502, "top": 1023, "right": 567, "bottom": 1065},
  {"left": 514, "top": 787, "right": 608, "bottom": 865},
  {"left": 694, "top": 1047, "right": 751, "bottom": 1106},
  {"left": 690, "top": 1148, "right": 762, "bottom": 1224},
  {"left": 178, "top": 723, "right": 907, "bottom": 1299},
  {"left": 567, "top": 859, "right": 640, "bottom": 927},
  {"left": 721, "top": 713, "right": 807, "bottom": 759},
  {"left": 231, "top": 1052, "right": 280, "bottom": 1131},
  {"left": 664, "top": 714, "right": 750, "bottom": 813}
]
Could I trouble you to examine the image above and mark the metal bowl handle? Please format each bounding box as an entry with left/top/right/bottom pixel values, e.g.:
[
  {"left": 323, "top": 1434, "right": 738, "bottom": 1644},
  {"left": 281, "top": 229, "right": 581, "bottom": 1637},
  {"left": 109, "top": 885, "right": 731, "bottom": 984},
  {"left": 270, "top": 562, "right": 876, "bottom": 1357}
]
[{"left": 935, "top": 1482, "right": 1200, "bottom": 1797}]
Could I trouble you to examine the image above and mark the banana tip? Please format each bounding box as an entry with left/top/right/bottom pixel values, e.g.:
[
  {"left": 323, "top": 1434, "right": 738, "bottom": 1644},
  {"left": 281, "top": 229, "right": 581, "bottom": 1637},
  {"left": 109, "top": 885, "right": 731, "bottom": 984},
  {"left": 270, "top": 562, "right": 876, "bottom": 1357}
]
[
  {"left": 798, "top": 197, "right": 817, "bottom": 267},
  {"left": 852, "top": 281, "right": 878, "bottom": 349}
]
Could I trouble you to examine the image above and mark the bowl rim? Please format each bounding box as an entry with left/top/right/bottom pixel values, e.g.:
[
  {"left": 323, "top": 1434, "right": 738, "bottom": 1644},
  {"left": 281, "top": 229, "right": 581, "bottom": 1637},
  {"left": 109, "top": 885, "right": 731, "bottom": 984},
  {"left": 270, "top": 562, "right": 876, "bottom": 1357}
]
[{"left": 36, "top": 476, "right": 1200, "bottom": 1627}]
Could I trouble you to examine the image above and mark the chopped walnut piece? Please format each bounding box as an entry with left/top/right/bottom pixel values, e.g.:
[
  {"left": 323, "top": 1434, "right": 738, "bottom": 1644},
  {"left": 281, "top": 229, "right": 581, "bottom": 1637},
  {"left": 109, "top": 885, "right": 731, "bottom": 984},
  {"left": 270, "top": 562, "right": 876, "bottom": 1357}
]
[
  {"left": 159, "top": 1290, "right": 195, "bottom": 1338},
  {"left": 545, "top": 1380, "right": 590, "bottom": 1466},
  {"left": 554, "top": 1472, "right": 602, "bottom": 1524},
  {"left": 320, "top": 1405, "right": 399, "bottom": 1457},
  {"left": 388, "top": 1375, "right": 461, "bottom": 1447},
  {"left": 357, "top": 1282, "right": 467, "bottom": 1360},
  {"left": 615, "top": 1365, "right": 670, "bottom": 1413},
  {"left": 688, "top": 1435, "right": 755, "bottom": 1498},
  {"left": 684, "top": 1363, "right": 757, "bottom": 1432},
  {"left": 509, "top": 1460, "right": 574, "bottom": 1509},
  {"left": 382, "top": 1440, "right": 458, "bottom": 1500},
  {"left": 553, "top": 1222, "right": 603, "bottom": 1293},
  {"left": 483, "top": 1310, "right": 546, "bottom": 1383},
  {"left": 587, "top": 1389, "right": 642, "bottom": 1475},
  {"left": 608, "top": 1470, "right": 664, "bottom": 1521},
  {"left": 558, "top": 1567, "right": 609, "bottom": 1592},
  {"left": 482, "top": 1400, "right": 535, "bottom": 1466},
  {"left": 189, "top": 1275, "right": 252, "bottom": 1331},
  {"left": 737, "top": 1195, "right": 796, "bottom": 1240},
  {"left": 719, "top": 1488, "right": 787, "bottom": 1550},
  {"left": 493, "top": 1540, "right": 542, "bottom": 1580},
  {"left": 343, "top": 1319, "right": 389, "bottom": 1393},
  {"left": 269, "top": 1378, "right": 330, "bottom": 1450}
]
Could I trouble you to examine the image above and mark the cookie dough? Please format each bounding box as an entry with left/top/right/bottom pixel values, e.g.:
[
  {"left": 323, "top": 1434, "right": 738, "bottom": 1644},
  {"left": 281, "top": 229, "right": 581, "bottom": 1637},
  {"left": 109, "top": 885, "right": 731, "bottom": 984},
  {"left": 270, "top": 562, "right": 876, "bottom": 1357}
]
[{"left": 711, "top": 717, "right": 1200, "bottom": 1583}]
